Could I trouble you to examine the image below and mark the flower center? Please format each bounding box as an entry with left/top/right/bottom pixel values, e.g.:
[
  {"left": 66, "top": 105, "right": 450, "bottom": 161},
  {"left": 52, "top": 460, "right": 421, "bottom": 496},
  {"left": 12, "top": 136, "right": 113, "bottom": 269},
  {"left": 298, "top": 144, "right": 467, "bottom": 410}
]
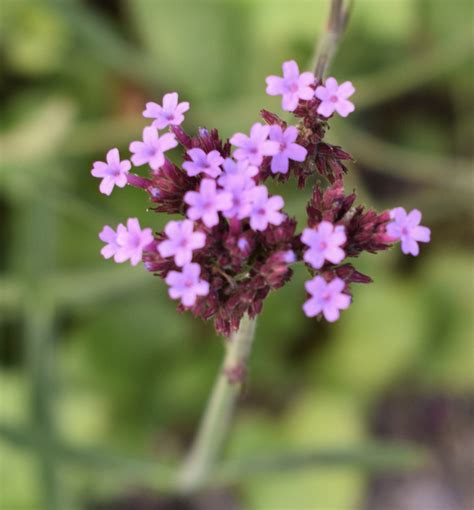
[
  {"left": 289, "top": 82, "right": 299, "bottom": 93},
  {"left": 330, "top": 95, "right": 338, "bottom": 103},
  {"left": 257, "top": 207, "right": 266, "bottom": 216},
  {"left": 321, "top": 291, "right": 331, "bottom": 302},
  {"left": 319, "top": 241, "right": 328, "bottom": 250},
  {"left": 184, "top": 279, "right": 193, "bottom": 288}
]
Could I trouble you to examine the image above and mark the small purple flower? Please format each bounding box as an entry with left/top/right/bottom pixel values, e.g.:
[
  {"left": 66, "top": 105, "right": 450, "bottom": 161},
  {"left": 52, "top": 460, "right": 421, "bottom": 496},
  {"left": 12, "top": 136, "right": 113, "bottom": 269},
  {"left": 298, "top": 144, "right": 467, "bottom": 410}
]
[
  {"left": 302, "top": 221, "right": 346, "bottom": 269},
  {"left": 268, "top": 125, "right": 308, "bottom": 174},
  {"left": 158, "top": 219, "right": 206, "bottom": 267},
  {"left": 113, "top": 218, "right": 154, "bottom": 266},
  {"left": 91, "top": 148, "right": 131, "bottom": 195},
  {"left": 247, "top": 185, "right": 285, "bottom": 231},
  {"left": 303, "top": 276, "right": 351, "bottom": 321},
  {"left": 182, "top": 148, "right": 224, "bottom": 178},
  {"left": 99, "top": 224, "right": 126, "bottom": 261},
  {"left": 219, "top": 173, "right": 253, "bottom": 219},
  {"left": 230, "top": 123, "right": 279, "bottom": 166},
  {"left": 184, "top": 178, "right": 233, "bottom": 227},
  {"left": 143, "top": 92, "right": 190, "bottom": 130},
  {"left": 165, "top": 262, "right": 210, "bottom": 307},
  {"left": 218, "top": 158, "right": 258, "bottom": 188},
  {"left": 284, "top": 250, "right": 296, "bottom": 263},
  {"left": 387, "top": 207, "right": 431, "bottom": 256},
  {"left": 315, "top": 77, "right": 355, "bottom": 118},
  {"left": 129, "top": 127, "right": 178, "bottom": 171},
  {"left": 265, "top": 60, "right": 315, "bottom": 112}
]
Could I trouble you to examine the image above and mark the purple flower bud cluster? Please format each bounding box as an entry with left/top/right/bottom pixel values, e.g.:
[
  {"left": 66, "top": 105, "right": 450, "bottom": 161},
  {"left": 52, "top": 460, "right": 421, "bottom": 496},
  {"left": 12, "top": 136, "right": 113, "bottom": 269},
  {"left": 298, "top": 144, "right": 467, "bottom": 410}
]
[{"left": 92, "top": 61, "right": 431, "bottom": 335}]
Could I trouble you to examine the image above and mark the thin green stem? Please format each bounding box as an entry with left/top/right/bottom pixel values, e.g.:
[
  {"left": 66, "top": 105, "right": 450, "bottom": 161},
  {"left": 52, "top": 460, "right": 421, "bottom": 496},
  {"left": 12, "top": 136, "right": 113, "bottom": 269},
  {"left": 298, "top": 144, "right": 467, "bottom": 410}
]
[
  {"left": 313, "top": 0, "right": 353, "bottom": 79},
  {"left": 176, "top": 317, "right": 257, "bottom": 494}
]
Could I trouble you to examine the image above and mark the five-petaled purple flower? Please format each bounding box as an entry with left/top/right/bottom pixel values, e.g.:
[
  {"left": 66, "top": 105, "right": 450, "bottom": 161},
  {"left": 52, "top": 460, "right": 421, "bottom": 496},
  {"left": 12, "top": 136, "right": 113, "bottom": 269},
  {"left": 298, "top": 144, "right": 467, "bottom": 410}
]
[
  {"left": 91, "top": 148, "right": 131, "bottom": 195},
  {"left": 265, "top": 60, "right": 315, "bottom": 112},
  {"left": 165, "top": 263, "right": 210, "bottom": 307},
  {"left": 268, "top": 125, "right": 307, "bottom": 174},
  {"left": 143, "top": 92, "right": 190, "bottom": 130},
  {"left": 230, "top": 123, "right": 279, "bottom": 166},
  {"left": 100, "top": 218, "right": 153, "bottom": 266},
  {"left": 315, "top": 77, "right": 355, "bottom": 118},
  {"left": 387, "top": 207, "right": 431, "bottom": 256},
  {"left": 158, "top": 219, "right": 206, "bottom": 267},
  {"left": 129, "top": 127, "right": 178, "bottom": 171},
  {"left": 303, "top": 276, "right": 351, "bottom": 321},
  {"left": 182, "top": 148, "right": 224, "bottom": 178},
  {"left": 302, "top": 221, "right": 346, "bottom": 269},
  {"left": 184, "top": 178, "right": 233, "bottom": 227},
  {"left": 247, "top": 185, "right": 285, "bottom": 231}
]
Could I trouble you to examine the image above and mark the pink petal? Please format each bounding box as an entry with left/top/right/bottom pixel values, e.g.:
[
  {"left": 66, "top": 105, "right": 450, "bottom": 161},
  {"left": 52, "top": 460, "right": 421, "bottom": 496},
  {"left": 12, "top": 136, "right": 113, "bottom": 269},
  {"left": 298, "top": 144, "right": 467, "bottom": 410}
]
[
  {"left": 106, "top": 148, "right": 120, "bottom": 166},
  {"left": 335, "top": 99, "right": 355, "bottom": 117},
  {"left": 271, "top": 153, "right": 289, "bottom": 174},
  {"left": 317, "top": 101, "right": 336, "bottom": 118},
  {"left": 282, "top": 93, "right": 299, "bottom": 112},
  {"left": 163, "top": 92, "right": 178, "bottom": 110},
  {"left": 401, "top": 237, "right": 419, "bottom": 256},
  {"left": 412, "top": 225, "right": 430, "bottom": 243},
  {"left": 338, "top": 81, "right": 355, "bottom": 99},
  {"left": 323, "top": 304, "right": 340, "bottom": 322},
  {"left": 303, "top": 297, "right": 321, "bottom": 318},
  {"left": 265, "top": 76, "right": 284, "bottom": 95},
  {"left": 99, "top": 177, "right": 115, "bottom": 195},
  {"left": 287, "top": 143, "right": 307, "bottom": 162},
  {"left": 282, "top": 60, "right": 299, "bottom": 79},
  {"left": 325, "top": 77, "right": 339, "bottom": 93},
  {"left": 407, "top": 209, "right": 422, "bottom": 227},
  {"left": 314, "top": 85, "right": 329, "bottom": 101}
]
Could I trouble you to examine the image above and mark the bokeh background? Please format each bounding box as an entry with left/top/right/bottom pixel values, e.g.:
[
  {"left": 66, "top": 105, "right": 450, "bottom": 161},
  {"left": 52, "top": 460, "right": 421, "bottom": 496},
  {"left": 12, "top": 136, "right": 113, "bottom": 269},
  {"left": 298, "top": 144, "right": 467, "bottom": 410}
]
[{"left": 1, "top": 0, "right": 473, "bottom": 509}]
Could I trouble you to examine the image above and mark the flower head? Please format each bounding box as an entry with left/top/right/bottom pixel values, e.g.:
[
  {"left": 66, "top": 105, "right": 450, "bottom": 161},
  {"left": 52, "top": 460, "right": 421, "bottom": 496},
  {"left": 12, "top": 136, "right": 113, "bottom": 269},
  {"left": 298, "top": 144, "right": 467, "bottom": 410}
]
[
  {"left": 129, "top": 127, "right": 178, "bottom": 171},
  {"left": 230, "top": 123, "right": 279, "bottom": 166},
  {"left": 387, "top": 207, "right": 431, "bottom": 256},
  {"left": 184, "top": 178, "right": 233, "bottom": 227},
  {"left": 268, "top": 125, "right": 307, "bottom": 174},
  {"left": 100, "top": 218, "right": 153, "bottom": 266},
  {"left": 143, "top": 92, "right": 190, "bottom": 130},
  {"left": 182, "top": 148, "right": 224, "bottom": 178},
  {"left": 165, "top": 263, "right": 210, "bottom": 307},
  {"left": 247, "top": 185, "right": 285, "bottom": 231},
  {"left": 91, "top": 148, "right": 131, "bottom": 195},
  {"left": 303, "top": 276, "right": 351, "bottom": 321},
  {"left": 302, "top": 221, "right": 346, "bottom": 269},
  {"left": 158, "top": 219, "right": 206, "bottom": 267},
  {"left": 315, "top": 77, "right": 355, "bottom": 118},
  {"left": 266, "top": 60, "right": 315, "bottom": 112}
]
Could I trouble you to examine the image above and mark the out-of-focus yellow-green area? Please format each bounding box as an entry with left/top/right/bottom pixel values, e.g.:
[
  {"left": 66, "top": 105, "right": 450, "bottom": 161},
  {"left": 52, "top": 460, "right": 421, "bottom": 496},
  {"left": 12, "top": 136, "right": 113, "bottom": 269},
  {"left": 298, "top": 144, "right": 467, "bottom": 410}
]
[{"left": 0, "top": 1, "right": 472, "bottom": 509}]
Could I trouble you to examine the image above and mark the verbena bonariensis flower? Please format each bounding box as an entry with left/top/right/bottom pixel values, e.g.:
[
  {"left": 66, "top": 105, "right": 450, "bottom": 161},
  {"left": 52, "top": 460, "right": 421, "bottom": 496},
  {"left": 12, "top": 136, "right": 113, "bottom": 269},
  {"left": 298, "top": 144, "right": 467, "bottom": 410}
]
[{"left": 94, "top": 63, "right": 431, "bottom": 336}]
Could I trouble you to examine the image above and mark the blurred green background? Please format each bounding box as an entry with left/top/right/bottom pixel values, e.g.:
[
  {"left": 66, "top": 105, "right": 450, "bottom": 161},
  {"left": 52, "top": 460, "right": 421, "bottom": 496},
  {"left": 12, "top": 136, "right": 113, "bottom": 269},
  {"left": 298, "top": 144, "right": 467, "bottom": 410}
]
[{"left": 0, "top": 0, "right": 473, "bottom": 509}]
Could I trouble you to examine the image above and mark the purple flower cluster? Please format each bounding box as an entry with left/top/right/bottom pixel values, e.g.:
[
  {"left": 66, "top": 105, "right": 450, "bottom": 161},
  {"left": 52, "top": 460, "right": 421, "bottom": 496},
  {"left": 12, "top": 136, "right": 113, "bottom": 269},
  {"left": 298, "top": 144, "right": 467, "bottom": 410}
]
[{"left": 92, "top": 61, "right": 431, "bottom": 335}]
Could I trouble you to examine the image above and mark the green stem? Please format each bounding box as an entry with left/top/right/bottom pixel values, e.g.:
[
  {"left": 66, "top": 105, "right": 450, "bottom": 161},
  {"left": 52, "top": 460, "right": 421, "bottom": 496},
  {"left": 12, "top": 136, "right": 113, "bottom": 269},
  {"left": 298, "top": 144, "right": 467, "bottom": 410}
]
[
  {"left": 176, "top": 317, "right": 257, "bottom": 493},
  {"left": 313, "top": 0, "right": 353, "bottom": 79}
]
